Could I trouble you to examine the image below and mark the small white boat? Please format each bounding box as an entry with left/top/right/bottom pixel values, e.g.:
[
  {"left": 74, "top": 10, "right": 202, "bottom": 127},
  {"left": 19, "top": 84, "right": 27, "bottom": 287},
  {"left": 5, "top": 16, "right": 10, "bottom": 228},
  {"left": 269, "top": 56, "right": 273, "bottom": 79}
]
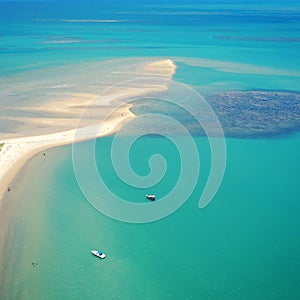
[
  {"left": 91, "top": 250, "right": 106, "bottom": 259},
  {"left": 146, "top": 194, "right": 155, "bottom": 201}
]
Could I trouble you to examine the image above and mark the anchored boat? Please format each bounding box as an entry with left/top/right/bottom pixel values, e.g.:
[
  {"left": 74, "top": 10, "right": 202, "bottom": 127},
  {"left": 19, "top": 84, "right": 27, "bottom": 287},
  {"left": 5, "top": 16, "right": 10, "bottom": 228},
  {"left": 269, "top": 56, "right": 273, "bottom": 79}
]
[
  {"left": 91, "top": 250, "right": 106, "bottom": 259},
  {"left": 146, "top": 194, "right": 155, "bottom": 201}
]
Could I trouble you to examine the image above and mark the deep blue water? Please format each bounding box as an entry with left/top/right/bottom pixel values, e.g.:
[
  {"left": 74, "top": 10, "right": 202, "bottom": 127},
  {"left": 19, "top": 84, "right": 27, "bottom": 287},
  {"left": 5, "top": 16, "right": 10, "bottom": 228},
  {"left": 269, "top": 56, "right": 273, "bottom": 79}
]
[{"left": 1, "top": 0, "right": 300, "bottom": 74}]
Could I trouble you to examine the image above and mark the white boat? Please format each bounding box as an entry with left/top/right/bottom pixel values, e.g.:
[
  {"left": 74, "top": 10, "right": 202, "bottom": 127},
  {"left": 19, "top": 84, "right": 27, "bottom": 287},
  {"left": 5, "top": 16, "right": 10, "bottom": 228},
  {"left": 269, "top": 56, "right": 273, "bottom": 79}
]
[
  {"left": 146, "top": 194, "right": 155, "bottom": 201},
  {"left": 91, "top": 250, "right": 106, "bottom": 259}
]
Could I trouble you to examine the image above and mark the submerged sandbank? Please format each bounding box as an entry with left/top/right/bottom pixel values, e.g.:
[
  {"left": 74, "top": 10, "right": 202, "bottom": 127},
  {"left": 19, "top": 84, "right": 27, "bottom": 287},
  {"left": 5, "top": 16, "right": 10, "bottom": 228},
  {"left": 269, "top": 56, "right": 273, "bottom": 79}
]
[
  {"left": 0, "top": 58, "right": 176, "bottom": 203},
  {"left": 0, "top": 58, "right": 176, "bottom": 139}
]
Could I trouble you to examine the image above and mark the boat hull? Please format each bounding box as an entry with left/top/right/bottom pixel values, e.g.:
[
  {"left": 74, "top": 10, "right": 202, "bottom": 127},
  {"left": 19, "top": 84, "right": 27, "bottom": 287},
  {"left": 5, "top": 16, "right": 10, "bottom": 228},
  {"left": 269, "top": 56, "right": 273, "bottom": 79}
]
[
  {"left": 146, "top": 194, "right": 155, "bottom": 201},
  {"left": 91, "top": 250, "right": 106, "bottom": 259}
]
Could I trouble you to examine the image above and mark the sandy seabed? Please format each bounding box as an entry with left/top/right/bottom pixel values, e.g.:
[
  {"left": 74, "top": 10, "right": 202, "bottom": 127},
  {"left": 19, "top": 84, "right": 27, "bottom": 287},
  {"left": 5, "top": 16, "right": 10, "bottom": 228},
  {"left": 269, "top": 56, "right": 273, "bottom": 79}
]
[{"left": 0, "top": 58, "right": 176, "bottom": 202}]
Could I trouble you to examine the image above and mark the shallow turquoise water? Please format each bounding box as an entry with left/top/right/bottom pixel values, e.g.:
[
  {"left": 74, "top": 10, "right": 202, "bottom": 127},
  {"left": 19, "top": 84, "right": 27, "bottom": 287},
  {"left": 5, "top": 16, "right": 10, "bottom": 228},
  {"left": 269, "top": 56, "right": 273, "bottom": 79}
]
[
  {"left": 1, "top": 1, "right": 299, "bottom": 76},
  {"left": 1, "top": 135, "right": 300, "bottom": 299},
  {"left": 1, "top": 1, "right": 300, "bottom": 299}
]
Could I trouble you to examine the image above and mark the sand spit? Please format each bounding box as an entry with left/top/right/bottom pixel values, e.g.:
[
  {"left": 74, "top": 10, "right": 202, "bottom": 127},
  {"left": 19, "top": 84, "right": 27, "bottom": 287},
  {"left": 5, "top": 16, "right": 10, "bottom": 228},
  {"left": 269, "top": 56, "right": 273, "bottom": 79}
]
[{"left": 0, "top": 59, "right": 177, "bottom": 201}]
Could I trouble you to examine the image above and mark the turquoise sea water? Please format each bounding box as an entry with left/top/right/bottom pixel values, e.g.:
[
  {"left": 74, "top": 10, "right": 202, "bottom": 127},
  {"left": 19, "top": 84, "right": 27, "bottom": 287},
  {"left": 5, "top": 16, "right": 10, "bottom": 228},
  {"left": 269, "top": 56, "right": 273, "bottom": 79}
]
[
  {"left": 1, "top": 1, "right": 300, "bottom": 299},
  {"left": 1, "top": 135, "right": 300, "bottom": 299}
]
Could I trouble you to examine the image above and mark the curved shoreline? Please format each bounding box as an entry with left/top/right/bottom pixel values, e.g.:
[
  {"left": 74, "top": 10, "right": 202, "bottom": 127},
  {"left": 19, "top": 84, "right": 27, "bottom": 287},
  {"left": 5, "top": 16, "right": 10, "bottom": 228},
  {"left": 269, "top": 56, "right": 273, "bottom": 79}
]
[
  {"left": 0, "top": 58, "right": 177, "bottom": 203},
  {"left": 0, "top": 59, "right": 177, "bottom": 264},
  {"left": 0, "top": 106, "right": 134, "bottom": 202}
]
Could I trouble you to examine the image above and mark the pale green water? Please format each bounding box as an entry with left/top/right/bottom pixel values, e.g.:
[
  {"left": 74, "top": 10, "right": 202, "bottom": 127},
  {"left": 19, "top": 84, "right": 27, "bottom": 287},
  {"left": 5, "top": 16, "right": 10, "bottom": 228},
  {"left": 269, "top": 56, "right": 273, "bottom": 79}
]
[
  {"left": 1, "top": 135, "right": 300, "bottom": 299},
  {"left": 1, "top": 0, "right": 300, "bottom": 299}
]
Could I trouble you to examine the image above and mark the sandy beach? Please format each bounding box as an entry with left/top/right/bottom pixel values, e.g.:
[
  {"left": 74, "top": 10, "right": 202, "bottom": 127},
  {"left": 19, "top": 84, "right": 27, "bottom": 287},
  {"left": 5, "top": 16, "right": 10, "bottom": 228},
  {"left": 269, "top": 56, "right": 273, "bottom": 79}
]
[
  {"left": 0, "top": 105, "right": 133, "bottom": 201},
  {"left": 0, "top": 59, "right": 176, "bottom": 203},
  {"left": 2, "top": 1, "right": 300, "bottom": 298}
]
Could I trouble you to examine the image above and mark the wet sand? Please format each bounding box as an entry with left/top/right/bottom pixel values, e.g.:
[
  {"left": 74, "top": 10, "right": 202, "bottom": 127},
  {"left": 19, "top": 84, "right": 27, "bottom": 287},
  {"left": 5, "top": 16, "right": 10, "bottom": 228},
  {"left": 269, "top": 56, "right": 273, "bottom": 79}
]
[{"left": 0, "top": 58, "right": 176, "bottom": 204}]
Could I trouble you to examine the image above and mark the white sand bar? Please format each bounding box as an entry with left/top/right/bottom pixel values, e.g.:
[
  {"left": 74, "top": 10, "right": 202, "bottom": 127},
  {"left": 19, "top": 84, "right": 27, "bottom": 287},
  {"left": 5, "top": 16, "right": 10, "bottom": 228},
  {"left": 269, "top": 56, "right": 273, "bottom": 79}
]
[{"left": 0, "top": 59, "right": 176, "bottom": 200}]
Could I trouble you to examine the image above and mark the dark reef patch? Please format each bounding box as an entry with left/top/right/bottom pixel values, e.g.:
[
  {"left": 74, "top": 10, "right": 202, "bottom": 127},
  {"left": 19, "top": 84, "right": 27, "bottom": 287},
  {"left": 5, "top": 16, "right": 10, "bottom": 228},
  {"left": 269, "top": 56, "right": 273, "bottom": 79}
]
[
  {"left": 208, "top": 91, "right": 300, "bottom": 138},
  {"left": 130, "top": 90, "right": 300, "bottom": 139}
]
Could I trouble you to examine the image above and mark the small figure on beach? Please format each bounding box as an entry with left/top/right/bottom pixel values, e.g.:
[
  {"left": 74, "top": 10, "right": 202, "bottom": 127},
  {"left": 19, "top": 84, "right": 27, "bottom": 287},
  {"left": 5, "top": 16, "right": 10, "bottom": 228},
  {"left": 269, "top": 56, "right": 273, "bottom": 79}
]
[
  {"left": 7, "top": 187, "right": 10, "bottom": 192},
  {"left": 43, "top": 153, "right": 46, "bottom": 156},
  {"left": 32, "top": 262, "right": 38, "bottom": 267}
]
